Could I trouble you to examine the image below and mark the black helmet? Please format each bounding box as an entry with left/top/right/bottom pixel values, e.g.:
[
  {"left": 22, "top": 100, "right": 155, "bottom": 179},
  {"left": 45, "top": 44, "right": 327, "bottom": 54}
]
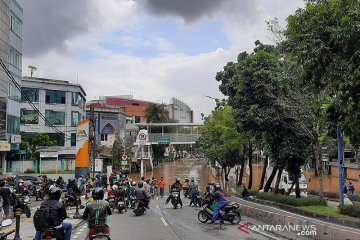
[
  {"left": 214, "top": 191, "right": 223, "bottom": 200},
  {"left": 92, "top": 188, "right": 104, "bottom": 200},
  {"left": 49, "top": 187, "right": 62, "bottom": 200},
  {"left": 138, "top": 182, "right": 143, "bottom": 188},
  {"left": 214, "top": 183, "right": 221, "bottom": 192},
  {"left": 176, "top": 178, "right": 180, "bottom": 183}
]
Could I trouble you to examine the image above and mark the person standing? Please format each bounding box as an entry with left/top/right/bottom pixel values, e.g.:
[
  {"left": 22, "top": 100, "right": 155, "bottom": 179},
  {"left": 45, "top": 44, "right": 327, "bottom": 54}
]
[
  {"left": 158, "top": 177, "right": 166, "bottom": 198},
  {"left": 0, "top": 181, "right": 15, "bottom": 218}
]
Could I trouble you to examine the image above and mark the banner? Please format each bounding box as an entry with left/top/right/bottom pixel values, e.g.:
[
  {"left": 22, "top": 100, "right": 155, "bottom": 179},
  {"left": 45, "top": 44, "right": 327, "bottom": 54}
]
[{"left": 75, "top": 119, "right": 90, "bottom": 168}]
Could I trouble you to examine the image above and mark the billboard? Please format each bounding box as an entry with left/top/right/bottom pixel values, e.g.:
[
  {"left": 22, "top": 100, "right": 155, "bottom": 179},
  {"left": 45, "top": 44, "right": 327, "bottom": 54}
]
[{"left": 75, "top": 119, "right": 90, "bottom": 168}]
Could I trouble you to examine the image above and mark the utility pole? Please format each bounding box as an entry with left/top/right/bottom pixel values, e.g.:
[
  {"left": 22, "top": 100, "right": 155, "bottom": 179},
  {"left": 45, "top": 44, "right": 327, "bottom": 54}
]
[{"left": 89, "top": 105, "right": 96, "bottom": 177}]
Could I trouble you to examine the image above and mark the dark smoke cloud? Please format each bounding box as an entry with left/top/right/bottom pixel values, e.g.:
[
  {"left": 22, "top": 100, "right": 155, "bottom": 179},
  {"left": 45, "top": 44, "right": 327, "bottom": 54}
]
[{"left": 18, "top": 0, "right": 99, "bottom": 57}]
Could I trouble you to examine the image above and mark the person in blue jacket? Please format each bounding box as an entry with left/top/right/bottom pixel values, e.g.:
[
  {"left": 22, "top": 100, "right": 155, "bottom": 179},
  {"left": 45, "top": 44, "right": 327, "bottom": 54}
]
[{"left": 211, "top": 191, "right": 229, "bottom": 223}]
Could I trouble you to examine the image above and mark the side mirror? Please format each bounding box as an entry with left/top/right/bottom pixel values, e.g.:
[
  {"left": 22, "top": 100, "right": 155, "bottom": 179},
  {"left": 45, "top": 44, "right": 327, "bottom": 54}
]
[{"left": 2, "top": 219, "right": 12, "bottom": 227}]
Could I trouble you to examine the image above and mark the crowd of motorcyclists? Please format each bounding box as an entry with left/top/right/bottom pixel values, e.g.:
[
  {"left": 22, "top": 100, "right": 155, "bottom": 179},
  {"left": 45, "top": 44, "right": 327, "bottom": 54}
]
[{"left": 0, "top": 172, "right": 239, "bottom": 240}]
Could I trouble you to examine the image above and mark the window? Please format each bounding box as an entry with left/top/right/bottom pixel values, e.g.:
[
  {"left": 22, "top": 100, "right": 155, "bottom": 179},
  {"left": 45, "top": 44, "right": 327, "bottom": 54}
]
[
  {"left": 20, "top": 109, "right": 38, "bottom": 124},
  {"left": 8, "top": 83, "right": 21, "bottom": 101},
  {"left": 71, "top": 133, "right": 76, "bottom": 146},
  {"left": 46, "top": 90, "right": 66, "bottom": 104},
  {"left": 10, "top": 15, "right": 22, "bottom": 38},
  {"left": 135, "top": 116, "right": 141, "bottom": 123},
  {"left": 71, "top": 111, "right": 80, "bottom": 127},
  {"left": 45, "top": 110, "right": 65, "bottom": 125},
  {"left": 9, "top": 48, "right": 22, "bottom": 69},
  {"left": 72, "top": 92, "right": 79, "bottom": 106},
  {"left": 6, "top": 115, "right": 20, "bottom": 134},
  {"left": 47, "top": 133, "right": 65, "bottom": 146},
  {"left": 21, "top": 88, "right": 39, "bottom": 102},
  {"left": 101, "top": 134, "right": 108, "bottom": 141}
]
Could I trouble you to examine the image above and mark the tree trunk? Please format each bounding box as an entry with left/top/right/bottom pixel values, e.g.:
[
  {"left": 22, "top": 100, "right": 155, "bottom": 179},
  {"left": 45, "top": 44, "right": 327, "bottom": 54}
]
[
  {"left": 237, "top": 155, "right": 245, "bottom": 186},
  {"left": 248, "top": 141, "right": 253, "bottom": 190},
  {"left": 235, "top": 166, "right": 240, "bottom": 184},
  {"left": 295, "top": 178, "right": 300, "bottom": 198},
  {"left": 287, "top": 182, "right": 295, "bottom": 195},
  {"left": 274, "top": 168, "right": 283, "bottom": 194},
  {"left": 264, "top": 166, "right": 277, "bottom": 192},
  {"left": 312, "top": 157, "right": 318, "bottom": 176},
  {"left": 224, "top": 166, "right": 230, "bottom": 182},
  {"left": 259, "top": 155, "right": 268, "bottom": 190},
  {"left": 316, "top": 142, "right": 325, "bottom": 204}
]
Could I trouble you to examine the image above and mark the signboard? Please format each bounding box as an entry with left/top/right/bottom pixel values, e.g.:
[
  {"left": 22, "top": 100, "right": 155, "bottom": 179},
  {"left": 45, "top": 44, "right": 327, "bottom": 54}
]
[
  {"left": 158, "top": 137, "right": 170, "bottom": 145},
  {"left": 0, "top": 141, "right": 11, "bottom": 151},
  {"left": 94, "top": 158, "right": 103, "bottom": 172},
  {"left": 137, "top": 130, "right": 148, "bottom": 145},
  {"left": 121, "top": 161, "right": 127, "bottom": 166},
  {"left": 75, "top": 120, "right": 90, "bottom": 168},
  {"left": 11, "top": 134, "right": 21, "bottom": 144}
]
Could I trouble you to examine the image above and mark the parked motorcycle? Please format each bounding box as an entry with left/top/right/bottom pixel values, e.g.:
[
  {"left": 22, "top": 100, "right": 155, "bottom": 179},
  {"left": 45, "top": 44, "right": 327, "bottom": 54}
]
[
  {"left": 133, "top": 200, "right": 145, "bottom": 216},
  {"left": 170, "top": 190, "right": 180, "bottom": 209},
  {"left": 197, "top": 202, "right": 241, "bottom": 225},
  {"left": 35, "top": 185, "right": 45, "bottom": 201}
]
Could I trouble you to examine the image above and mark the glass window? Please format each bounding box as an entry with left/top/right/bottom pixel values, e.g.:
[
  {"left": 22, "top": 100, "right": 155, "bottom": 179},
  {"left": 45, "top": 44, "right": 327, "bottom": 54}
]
[
  {"left": 11, "top": 15, "right": 22, "bottom": 38},
  {"left": 47, "top": 133, "right": 65, "bottom": 146},
  {"left": 71, "top": 133, "right": 76, "bottom": 146},
  {"left": 6, "top": 115, "right": 20, "bottom": 134},
  {"left": 20, "top": 109, "right": 38, "bottom": 124},
  {"left": 9, "top": 48, "right": 21, "bottom": 69},
  {"left": 71, "top": 111, "right": 80, "bottom": 127},
  {"left": 45, "top": 110, "right": 65, "bottom": 125},
  {"left": 135, "top": 116, "right": 141, "bottom": 123},
  {"left": 21, "top": 88, "right": 39, "bottom": 102},
  {"left": 46, "top": 90, "right": 66, "bottom": 104},
  {"left": 8, "top": 83, "right": 21, "bottom": 101},
  {"left": 72, "top": 92, "right": 79, "bottom": 106},
  {"left": 101, "top": 134, "right": 108, "bottom": 141}
]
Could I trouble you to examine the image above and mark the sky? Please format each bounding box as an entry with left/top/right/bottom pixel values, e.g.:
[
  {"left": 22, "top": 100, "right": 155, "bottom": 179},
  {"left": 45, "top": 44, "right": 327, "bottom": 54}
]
[{"left": 18, "top": 0, "right": 304, "bottom": 122}]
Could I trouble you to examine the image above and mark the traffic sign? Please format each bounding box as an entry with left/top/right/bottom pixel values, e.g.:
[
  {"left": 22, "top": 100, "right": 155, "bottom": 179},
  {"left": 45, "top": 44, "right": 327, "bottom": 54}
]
[
  {"left": 139, "top": 133, "right": 146, "bottom": 140},
  {"left": 158, "top": 137, "right": 170, "bottom": 145},
  {"left": 122, "top": 155, "right": 127, "bottom": 160}
]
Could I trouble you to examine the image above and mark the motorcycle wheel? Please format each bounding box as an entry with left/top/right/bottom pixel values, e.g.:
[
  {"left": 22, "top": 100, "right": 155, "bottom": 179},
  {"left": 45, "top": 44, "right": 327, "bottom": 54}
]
[
  {"left": 231, "top": 212, "right": 241, "bottom": 225},
  {"left": 118, "top": 207, "right": 122, "bottom": 214},
  {"left": 198, "top": 210, "right": 209, "bottom": 223},
  {"left": 36, "top": 196, "right": 38, "bottom": 201},
  {"left": 26, "top": 207, "right": 31, "bottom": 218}
]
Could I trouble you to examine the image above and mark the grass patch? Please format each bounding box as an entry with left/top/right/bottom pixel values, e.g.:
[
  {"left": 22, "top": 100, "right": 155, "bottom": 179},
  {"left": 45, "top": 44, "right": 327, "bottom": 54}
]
[
  {"left": 256, "top": 192, "right": 324, "bottom": 206},
  {"left": 234, "top": 186, "right": 258, "bottom": 196},
  {"left": 298, "top": 205, "right": 358, "bottom": 219}
]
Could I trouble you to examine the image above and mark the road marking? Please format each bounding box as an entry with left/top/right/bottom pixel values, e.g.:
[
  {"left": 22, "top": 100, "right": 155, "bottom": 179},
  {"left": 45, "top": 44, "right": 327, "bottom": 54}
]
[{"left": 160, "top": 217, "right": 168, "bottom": 226}]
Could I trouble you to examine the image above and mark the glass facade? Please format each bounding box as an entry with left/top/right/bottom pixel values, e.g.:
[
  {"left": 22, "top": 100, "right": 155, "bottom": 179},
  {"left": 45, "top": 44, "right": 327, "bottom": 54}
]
[
  {"left": 9, "top": 47, "right": 22, "bottom": 70},
  {"left": 21, "top": 88, "right": 38, "bottom": 102},
  {"left": 0, "top": 98, "right": 6, "bottom": 139},
  {"left": 20, "top": 109, "right": 38, "bottom": 124},
  {"left": 71, "top": 111, "right": 80, "bottom": 127},
  {"left": 45, "top": 110, "right": 65, "bottom": 125},
  {"left": 6, "top": 115, "right": 20, "bottom": 134},
  {"left": 45, "top": 90, "right": 66, "bottom": 104}
]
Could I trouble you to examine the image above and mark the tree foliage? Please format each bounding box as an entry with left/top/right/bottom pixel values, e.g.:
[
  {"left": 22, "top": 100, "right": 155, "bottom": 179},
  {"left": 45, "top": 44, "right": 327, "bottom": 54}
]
[{"left": 145, "top": 103, "right": 170, "bottom": 123}]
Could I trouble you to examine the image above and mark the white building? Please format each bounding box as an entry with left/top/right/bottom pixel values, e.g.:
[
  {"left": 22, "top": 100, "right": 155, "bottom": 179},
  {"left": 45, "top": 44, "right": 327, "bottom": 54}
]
[
  {"left": 16, "top": 76, "right": 86, "bottom": 173},
  {"left": 166, "top": 97, "right": 193, "bottom": 123}
]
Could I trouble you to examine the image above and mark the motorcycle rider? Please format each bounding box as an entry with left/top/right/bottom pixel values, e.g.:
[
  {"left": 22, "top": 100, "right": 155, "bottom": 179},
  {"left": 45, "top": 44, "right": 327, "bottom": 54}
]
[
  {"left": 150, "top": 177, "right": 158, "bottom": 196},
  {"left": 34, "top": 187, "right": 72, "bottom": 240},
  {"left": 183, "top": 178, "right": 189, "bottom": 197},
  {"left": 82, "top": 188, "right": 112, "bottom": 240},
  {"left": 135, "top": 182, "right": 150, "bottom": 209},
  {"left": 210, "top": 191, "right": 230, "bottom": 224},
  {"left": 165, "top": 178, "right": 182, "bottom": 207}
]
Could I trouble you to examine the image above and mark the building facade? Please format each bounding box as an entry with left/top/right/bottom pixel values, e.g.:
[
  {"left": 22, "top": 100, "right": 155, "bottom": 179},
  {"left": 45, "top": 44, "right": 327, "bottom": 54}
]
[
  {"left": 14, "top": 76, "right": 86, "bottom": 173},
  {"left": 165, "top": 97, "right": 193, "bottom": 123}
]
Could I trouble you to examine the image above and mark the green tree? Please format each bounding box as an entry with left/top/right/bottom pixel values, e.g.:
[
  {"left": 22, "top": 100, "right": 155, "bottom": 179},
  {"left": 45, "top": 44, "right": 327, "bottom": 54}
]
[
  {"left": 198, "top": 106, "right": 246, "bottom": 183},
  {"left": 145, "top": 103, "right": 169, "bottom": 123},
  {"left": 112, "top": 139, "right": 124, "bottom": 167},
  {"left": 26, "top": 133, "right": 57, "bottom": 159}
]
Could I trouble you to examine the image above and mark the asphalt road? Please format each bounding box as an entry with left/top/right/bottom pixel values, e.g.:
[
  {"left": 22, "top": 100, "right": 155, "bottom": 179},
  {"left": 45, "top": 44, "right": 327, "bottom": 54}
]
[{"left": 74, "top": 195, "right": 278, "bottom": 240}]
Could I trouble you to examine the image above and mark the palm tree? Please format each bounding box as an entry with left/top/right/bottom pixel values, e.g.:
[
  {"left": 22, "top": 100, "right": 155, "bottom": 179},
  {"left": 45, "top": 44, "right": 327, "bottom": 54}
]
[{"left": 145, "top": 103, "right": 169, "bottom": 123}]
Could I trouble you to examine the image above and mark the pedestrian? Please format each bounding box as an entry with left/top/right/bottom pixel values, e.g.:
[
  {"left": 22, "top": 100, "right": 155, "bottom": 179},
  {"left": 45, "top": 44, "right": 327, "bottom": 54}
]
[
  {"left": 241, "top": 184, "right": 250, "bottom": 200},
  {"left": 348, "top": 180, "right": 355, "bottom": 195},
  {"left": 0, "top": 181, "right": 15, "bottom": 218},
  {"left": 158, "top": 177, "right": 166, "bottom": 198},
  {"left": 343, "top": 179, "right": 348, "bottom": 195}
]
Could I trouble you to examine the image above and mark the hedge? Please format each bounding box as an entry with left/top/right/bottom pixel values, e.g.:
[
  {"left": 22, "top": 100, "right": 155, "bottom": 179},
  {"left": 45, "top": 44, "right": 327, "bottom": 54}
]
[
  {"left": 348, "top": 195, "right": 360, "bottom": 203},
  {"left": 339, "top": 204, "right": 360, "bottom": 218},
  {"left": 256, "top": 192, "right": 324, "bottom": 206}
]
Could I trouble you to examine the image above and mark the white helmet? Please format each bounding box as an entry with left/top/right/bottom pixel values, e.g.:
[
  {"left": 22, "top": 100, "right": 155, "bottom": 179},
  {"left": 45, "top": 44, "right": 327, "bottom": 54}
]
[{"left": 112, "top": 185, "right": 118, "bottom": 191}]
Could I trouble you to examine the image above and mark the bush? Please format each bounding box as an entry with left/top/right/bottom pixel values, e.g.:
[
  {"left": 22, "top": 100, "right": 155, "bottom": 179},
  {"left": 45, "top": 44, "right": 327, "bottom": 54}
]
[
  {"left": 256, "top": 192, "right": 324, "bottom": 206},
  {"left": 348, "top": 195, "right": 360, "bottom": 203},
  {"left": 235, "top": 186, "right": 258, "bottom": 196},
  {"left": 339, "top": 204, "right": 360, "bottom": 218}
]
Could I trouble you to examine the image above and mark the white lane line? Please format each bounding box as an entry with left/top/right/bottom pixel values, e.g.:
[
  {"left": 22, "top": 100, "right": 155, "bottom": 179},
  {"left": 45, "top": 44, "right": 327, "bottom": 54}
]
[{"left": 160, "top": 217, "right": 168, "bottom": 227}]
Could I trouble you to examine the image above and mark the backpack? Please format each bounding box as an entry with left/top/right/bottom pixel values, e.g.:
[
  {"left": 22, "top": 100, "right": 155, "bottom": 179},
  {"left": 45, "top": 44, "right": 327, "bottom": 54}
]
[{"left": 33, "top": 202, "right": 56, "bottom": 231}]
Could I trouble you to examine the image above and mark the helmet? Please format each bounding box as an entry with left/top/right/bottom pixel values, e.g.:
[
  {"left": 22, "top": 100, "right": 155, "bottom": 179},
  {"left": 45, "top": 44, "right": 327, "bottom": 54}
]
[
  {"left": 112, "top": 185, "right": 118, "bottom": 191},
  {"left": 146, "top": 178, "right": 150, "bottom": 184},
  {"left": 122, "top": 181, "right": 126, "bottom": 185},
  {"left": 214, "top": 183, "right": 221, "bottom": 192},
  {"left": 185, "top": 178, "right": 189, "bottom": 182},
  {"left": 213, "top": 191, "right": 223, "bottom": 200},
  {"left": 191, "top": 179, "right": 194, "bottom": 182},
  {"left": 176, "top": 178, "right": 180, "bottom": 183},
  {"left": 138, "top": 182, "right": 143, "bottom": 188},
  {"left": 49, "top": 187, "right": 62, "bottom": 200},
  {"left": 92, "top": 188, "right": 104, "bottom": 200},
  {"left": 132, "top": 181, "right": 136, "bottom": 186}
]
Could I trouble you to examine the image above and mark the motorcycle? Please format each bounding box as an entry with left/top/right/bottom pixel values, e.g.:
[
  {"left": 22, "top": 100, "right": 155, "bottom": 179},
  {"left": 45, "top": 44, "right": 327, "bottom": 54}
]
[
  {"left": 170, "top": 190, "right": 180, "bottom": 209},
  {"left": 41, "top": 227, "right": 64, "bottom": 240},
  {"left": 16, "top": 194, "right": 31, "bottom": 218},
  {"left": 129, "top": 195, "right": 136, "bottom": 209},
  {"left": 35, "top": 185, "right": 45, "bottom": 201},
  {"left": 197, "top": 202, "right": 241, "bottom": 225},
  {"left": 89, "top": 225, "right": 111, "bottom": 240},
  {"left": 0, "top": 219, "right": 14, "bottom": 240},
  {"left": 183, "top": 187, "right": 189, "bottom": 198},
  {"left": 63, "top": 194, "right": 77, "bottom": 207},
  {"left": 133, "top": 200, "right": 145, "bottom": 216},
  {"left": 106, "top": 196, "right": 115, "bottom": 210}
]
